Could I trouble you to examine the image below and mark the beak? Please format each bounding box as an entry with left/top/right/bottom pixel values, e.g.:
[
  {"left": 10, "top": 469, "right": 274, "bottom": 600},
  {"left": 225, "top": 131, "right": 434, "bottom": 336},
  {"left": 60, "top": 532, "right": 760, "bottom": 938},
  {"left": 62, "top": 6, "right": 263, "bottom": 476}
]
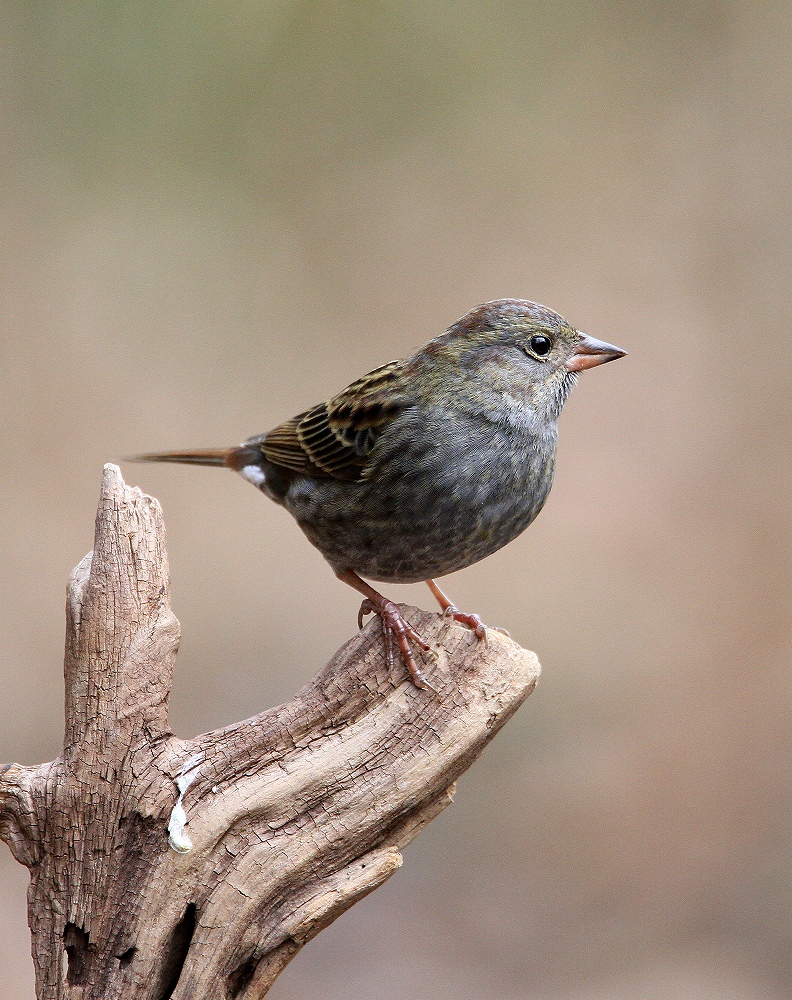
[{"left": 565, "top": 332, "right": 627, "bottom": 372}]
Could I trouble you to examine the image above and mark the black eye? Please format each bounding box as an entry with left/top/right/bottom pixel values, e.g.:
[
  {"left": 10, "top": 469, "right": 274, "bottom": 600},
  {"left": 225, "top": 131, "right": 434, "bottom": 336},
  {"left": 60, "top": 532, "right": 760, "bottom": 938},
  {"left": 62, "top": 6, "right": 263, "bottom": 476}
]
[{"left": 529, "top": 334, "right": 552, "bottom": 357}]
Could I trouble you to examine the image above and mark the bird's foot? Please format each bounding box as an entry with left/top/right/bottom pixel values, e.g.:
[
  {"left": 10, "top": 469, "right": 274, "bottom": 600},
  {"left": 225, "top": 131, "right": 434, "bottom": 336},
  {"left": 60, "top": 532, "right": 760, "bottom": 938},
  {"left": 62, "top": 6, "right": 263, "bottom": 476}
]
[
  {"left": 424, "top": 579, "right": 495, "bottom": 647},
  {"left": 440, "top": 604, "right": 489, "bottom": 647},
  {"left": 358, "top": 598, "right": 438, "bottom": 693}
]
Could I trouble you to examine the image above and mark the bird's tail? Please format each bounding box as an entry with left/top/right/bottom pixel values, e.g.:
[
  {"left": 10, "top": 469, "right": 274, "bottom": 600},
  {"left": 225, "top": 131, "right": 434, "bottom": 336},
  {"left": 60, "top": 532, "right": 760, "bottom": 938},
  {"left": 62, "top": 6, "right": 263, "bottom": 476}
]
[{"left": 130, "top": 449, "right": 232, "bottom": 467}]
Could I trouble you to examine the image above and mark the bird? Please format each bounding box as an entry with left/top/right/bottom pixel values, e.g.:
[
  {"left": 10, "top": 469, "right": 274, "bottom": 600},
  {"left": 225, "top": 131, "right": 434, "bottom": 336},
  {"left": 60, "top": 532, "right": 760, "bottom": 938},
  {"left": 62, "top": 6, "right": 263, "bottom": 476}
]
[{"left": 134, "top": 299, "right": 626, "bottom": 691}]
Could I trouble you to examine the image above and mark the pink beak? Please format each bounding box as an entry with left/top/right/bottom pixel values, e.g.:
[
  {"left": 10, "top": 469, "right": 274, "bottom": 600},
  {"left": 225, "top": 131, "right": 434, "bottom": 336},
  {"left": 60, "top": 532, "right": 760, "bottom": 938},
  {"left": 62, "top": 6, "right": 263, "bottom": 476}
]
[{"left": 566, "top": 332, "right": 627, "bottom": 372}]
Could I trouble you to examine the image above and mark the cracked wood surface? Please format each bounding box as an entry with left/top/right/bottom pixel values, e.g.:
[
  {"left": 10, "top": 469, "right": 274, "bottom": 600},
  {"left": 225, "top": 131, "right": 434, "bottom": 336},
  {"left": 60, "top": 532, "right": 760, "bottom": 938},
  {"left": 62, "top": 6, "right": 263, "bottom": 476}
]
[{"left": 0, "top": 464, "right": 540, "bottom": 999}]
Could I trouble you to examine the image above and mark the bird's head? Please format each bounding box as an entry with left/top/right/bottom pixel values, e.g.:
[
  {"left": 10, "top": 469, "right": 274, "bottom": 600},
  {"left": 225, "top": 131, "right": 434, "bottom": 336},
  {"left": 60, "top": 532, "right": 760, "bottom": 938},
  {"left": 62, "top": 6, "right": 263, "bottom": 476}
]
[{"left": 425, "top": 298, "right": 626, "bottom": 419}]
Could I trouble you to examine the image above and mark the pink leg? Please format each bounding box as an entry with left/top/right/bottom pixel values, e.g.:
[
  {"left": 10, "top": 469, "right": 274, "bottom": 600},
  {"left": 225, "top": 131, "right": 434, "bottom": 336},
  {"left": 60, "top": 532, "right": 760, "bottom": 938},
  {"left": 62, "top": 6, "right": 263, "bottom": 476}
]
[
  {"left": 425, "top": 579, "right": 490, "bottom": 645},
  {"left": 337, "top": 569, "right": 438, "bottom": 692}
]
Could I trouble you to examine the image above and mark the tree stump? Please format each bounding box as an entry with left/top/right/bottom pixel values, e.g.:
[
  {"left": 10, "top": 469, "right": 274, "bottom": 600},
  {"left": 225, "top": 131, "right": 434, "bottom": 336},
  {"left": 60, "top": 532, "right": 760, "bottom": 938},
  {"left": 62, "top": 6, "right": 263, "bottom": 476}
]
[{"left": 0, "top": 465, "right": 540, "bottom": 999}]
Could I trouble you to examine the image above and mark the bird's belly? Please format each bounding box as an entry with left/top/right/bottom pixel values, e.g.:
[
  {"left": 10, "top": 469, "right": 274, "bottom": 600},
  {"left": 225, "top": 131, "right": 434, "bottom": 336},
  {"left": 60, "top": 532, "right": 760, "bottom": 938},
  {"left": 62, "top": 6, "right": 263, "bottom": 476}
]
[{"left": 285, "top": 447, "right": 556, "bottom": 584}]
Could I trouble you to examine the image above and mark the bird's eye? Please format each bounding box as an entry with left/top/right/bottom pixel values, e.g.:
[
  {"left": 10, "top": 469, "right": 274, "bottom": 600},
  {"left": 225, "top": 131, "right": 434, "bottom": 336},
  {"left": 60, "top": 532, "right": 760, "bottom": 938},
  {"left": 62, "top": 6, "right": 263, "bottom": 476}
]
[{"left": 529, "top": 335, "right": 552, "bottom": 357}]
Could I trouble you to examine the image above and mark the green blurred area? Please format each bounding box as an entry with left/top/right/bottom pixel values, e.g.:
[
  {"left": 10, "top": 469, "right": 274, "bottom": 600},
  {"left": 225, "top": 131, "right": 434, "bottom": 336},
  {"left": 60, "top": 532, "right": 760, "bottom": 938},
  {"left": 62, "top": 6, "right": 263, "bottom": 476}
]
[{"left": 1, "top": 3, "right": 790, "bottom": 998}]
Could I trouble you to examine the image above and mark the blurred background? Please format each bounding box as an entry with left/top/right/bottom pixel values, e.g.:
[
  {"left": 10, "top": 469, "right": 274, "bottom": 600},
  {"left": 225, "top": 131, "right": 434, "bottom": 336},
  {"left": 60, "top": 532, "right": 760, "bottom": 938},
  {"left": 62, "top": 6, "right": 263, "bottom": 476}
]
[{"left": 1, "top": 3, "right": 790, "bottom": 997}]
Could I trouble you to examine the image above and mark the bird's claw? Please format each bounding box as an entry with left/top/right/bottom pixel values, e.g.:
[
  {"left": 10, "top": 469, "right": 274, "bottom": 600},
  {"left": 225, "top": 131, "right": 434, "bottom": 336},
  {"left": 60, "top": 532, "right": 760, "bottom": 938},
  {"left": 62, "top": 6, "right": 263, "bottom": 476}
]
[
  {"left": 441, "top": 604, "right": 489, "bottom": 647},
  {"left": 358, "top": 598, "right": 376, "bottom": 630},
  {"left": 358, "top": 599, "right": 438, "bottom": 693}
]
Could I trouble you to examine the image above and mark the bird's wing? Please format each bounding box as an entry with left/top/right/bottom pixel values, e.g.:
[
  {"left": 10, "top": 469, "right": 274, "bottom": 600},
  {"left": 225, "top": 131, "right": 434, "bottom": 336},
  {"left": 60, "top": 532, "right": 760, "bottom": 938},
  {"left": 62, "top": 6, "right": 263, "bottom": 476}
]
[{"left": 261, "top": 360, "right": 408, "bottom": 481}]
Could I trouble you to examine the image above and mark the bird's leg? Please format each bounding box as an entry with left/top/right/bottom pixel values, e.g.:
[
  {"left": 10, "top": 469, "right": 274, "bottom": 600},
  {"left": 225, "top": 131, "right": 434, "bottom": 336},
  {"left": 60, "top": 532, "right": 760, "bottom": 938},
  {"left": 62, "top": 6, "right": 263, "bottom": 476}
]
[
  {"left": 425, "top": 579, "right": 490, "bottom": 646},
  {"left": 336, "top": 569, "right": 438, "bottom": 692}
]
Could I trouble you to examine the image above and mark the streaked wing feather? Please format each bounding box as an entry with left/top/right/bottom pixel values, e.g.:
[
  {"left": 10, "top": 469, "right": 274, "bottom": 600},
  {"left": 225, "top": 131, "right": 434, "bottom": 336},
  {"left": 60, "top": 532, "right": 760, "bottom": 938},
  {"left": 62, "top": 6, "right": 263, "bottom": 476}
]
[
  {"left": 259, "top": 413, "right": 314, "bottom": 473},
  {"left": 261, "top": 360, "right": 407, "bottom": 481}
]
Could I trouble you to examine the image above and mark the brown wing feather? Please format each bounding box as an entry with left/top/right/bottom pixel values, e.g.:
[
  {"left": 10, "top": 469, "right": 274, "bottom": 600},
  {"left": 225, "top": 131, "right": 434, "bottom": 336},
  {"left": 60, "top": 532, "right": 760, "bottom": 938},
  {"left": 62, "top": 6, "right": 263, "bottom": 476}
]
[
  {"left": 261, "top": 360, "right": 408, "bottom": 481},
  {"left": 259, "top": 413, "right": 314, "bottom": 473}
]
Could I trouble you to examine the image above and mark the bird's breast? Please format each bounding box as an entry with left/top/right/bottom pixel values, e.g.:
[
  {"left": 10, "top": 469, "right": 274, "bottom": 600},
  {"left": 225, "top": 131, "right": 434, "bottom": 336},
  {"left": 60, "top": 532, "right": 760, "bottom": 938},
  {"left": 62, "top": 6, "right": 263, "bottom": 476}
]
[{"left": 284, "top": 406, "right": 558, "bottom": 583}]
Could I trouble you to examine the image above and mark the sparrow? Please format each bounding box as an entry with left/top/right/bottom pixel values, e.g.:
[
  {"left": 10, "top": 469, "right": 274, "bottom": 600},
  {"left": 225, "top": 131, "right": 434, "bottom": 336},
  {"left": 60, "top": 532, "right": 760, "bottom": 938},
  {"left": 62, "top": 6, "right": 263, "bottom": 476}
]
[{"left": 134, "top": 299, "right": 626, "bottom": 691}]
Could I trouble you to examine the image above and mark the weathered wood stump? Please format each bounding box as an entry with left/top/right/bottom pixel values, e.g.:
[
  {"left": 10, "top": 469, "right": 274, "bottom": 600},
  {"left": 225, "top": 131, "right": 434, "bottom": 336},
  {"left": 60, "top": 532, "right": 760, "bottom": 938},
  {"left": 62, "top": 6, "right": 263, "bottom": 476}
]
[{"left": 0, "top": 465, "right": 539, "bottom": 999}]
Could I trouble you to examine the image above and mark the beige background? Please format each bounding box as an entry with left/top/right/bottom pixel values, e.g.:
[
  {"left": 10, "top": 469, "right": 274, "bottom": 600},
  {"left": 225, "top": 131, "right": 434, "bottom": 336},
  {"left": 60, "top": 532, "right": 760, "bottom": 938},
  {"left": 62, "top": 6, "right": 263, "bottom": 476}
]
[{"left": 1, "top": 4, "right": 790, "bottom": 997}]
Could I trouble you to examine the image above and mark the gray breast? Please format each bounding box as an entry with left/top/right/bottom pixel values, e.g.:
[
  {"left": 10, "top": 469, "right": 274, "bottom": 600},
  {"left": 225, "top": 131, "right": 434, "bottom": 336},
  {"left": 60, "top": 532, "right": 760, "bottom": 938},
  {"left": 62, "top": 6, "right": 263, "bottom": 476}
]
[{"left": 285, "top": 406, "right": 558, "bottom": 584}]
